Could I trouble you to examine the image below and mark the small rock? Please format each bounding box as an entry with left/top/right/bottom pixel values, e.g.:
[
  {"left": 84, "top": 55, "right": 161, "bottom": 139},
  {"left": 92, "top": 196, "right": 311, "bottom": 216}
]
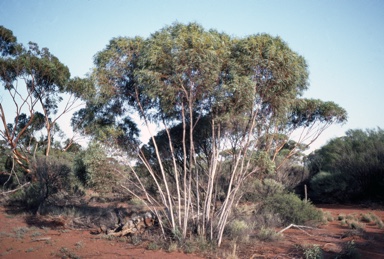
[{"left": 323, "top": 243, "right": 343, "bottom": 253}]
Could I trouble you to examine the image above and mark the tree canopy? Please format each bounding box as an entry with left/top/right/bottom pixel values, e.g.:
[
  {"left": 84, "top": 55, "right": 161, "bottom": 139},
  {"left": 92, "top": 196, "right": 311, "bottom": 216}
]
[
  {"left": 74, "top": 22, "right": 347, "bottom": 246},
  {"left": 0, "top": 26, "right": 88, "bottom": 175}
]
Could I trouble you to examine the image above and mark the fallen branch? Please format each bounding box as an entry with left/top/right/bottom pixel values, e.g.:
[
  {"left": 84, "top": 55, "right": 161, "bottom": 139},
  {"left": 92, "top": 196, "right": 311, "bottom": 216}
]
[
  {"left": 31, "top": 237, "right": 51, "bottom": 242},
  {"left": 278, "top": 224, "right": 318, "bottom": 236}
]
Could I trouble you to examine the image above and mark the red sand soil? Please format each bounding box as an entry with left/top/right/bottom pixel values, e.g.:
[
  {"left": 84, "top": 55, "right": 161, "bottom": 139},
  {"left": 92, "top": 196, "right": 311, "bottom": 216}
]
[
  {"left": 0, "top": 206, "right": 204, "bottom": 259},
  {"left": 0, "top": 204, "right": 384, "bottom": 258},
  {"left": 237, "top": 204, "right": 384, "bottom": 259}
]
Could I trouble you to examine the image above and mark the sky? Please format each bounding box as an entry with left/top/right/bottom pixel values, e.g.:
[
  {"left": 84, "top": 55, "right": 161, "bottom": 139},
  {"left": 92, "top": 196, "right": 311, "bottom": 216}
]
[{"left": 1, "top": 0, "right": 384, "bottom": 151}]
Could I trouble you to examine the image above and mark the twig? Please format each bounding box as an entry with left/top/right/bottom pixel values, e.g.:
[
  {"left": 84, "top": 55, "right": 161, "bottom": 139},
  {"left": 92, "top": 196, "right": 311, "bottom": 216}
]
[
  {"left": 31, "top": 237, "right": 51, "bottom": 242},
  {"left": 0, "top": 182, "right": 30, "bottom": 195},
  {"left": 278, "top": 223, "right": 318, "bottom": 236}
]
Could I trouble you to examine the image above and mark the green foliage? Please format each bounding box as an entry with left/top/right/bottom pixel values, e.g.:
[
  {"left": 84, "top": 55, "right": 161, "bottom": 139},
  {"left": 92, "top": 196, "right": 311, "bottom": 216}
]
[
  {"left": 322, "top": 210, "right": 334, "bottom": 222},
  {"left": 342, "top": 241, "right": 360, "bottom": 259},
  {"left": 375, "top": 218, "right": 384, "bottom": 229},
  {"left": 289, "top": 99, "right": 347, "bottom": 128},
  {"left": 302, "top": 244, "right": 323, "bottom": 259},
  {"left": 79, "top": 22, "right": 346, "bottom": 246},
  {"left": 360, "top": 213, "right": 374, "bottom": 223},
  {"left": 10, "top": 182, "right": 41, "bottom": 211},
  {"left": 147, "top": 241, "right": 160, "bottom": 250},
  {"left": 225, "top": 219, "right": 251, "bottom": 242},
  {"left": 56, "top": 247, "right": 81, "bottom": 259},
  {"left": 253, "top": 151, "right": 275, "bottom": 174},
  {"left": 80, "top": 22, "right": 347, "bottom": 152},
  {"left": 9, "top": 156, "right": 74, "bottom": 213},
  {"left": 0, "top": 26, "right": 22, "bottom": 56},
  {"left": 307, "top": 128, "right": 384, "bottom": 203},
  {"left": 308, "top": 171, "right": 350, "bottom": 203},
  {"left": 262, "top": 193, "right": 323, "bottom": 225},
  {"left": 73, "top": 142, "right": 119, "bottom": 193},
  {"left": 346, "top": 220, "right": 365, "bottom": 231},
  {"left": 0, "top": 26, "right": 89, "bottom": 172},
  {"left": 139, "top": 114, "right": 212, "bottom": 180},
  {"left": 257, "top": 227, "right": 282, "bottom": 242},
  {"left": 243, "top": 178, "right": 284, "bottom": 202}
]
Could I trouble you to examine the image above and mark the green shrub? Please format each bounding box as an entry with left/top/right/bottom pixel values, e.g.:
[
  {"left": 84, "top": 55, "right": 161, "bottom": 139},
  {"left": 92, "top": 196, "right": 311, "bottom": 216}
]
[
  {"left": 322, "top": 211, "right": 334, "bottom": 222},
  {"left": 253, "top": 211, "right": 283, "bottom": 228},
  {"left": 346, "top": 214, "right": 357, "bottom": 220},
  {"left": 10, "top": 182, "right": 42, "bottom": 211},
  {"left": 129, "top": 197, "right": 144, "bottom": 206},
  {"left": 167, "top": 242, "right": 179, "bottom": 252},
  {"left": 360, "top": 213, "right": 373, "bottom": 223},
  {"left": 375, "top": 218, "right": 384, "bottom": 229},
  {"left": 225, "top": 219, "right": 252, "bottom": 242},
  {"left": 262, "top": 193, "right": 323, "bottom": 225},
  {"left": 360, "top": 212, "right": 383, "bottom": 228},
  {"left": 309, "top": 171, "right": 351, "bottom": 203},
  {"left": 341, "top": 240, "right": 360, "bottom": 259},
  {"left": 347, "top": 220, "right": 365, "bottom": 231},
  {"left": 9, "top": 156, "right": 74, "bottom": 213},
  {"left": 243, "top": 178, "right": 284, "bottom": 202},
  {"left": 183, "top": 240, "right": 196, "bottom": 254},
  {"left": 257, "top": 227, "right": 282, "bottom": 241},
  {"left": 302, "top": 244, "right": 323, "bottom": 259},
  {"left": 147, "top": 242, "right": 160, "bottom": 250},
  {"left": 73, "top": 142, "right": 120, "bottom": 193},
  {"left": 307, "top": 128, "right": 384, "bottom": 203}
]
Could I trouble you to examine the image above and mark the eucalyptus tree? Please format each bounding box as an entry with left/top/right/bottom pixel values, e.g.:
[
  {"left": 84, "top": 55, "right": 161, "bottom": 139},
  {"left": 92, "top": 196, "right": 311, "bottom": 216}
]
[
  {"left": 0, "top": 26, "right": 88, "bottom": 176},
  {"left": 80, "top": 22, "right": 347, "bottom": 245}
]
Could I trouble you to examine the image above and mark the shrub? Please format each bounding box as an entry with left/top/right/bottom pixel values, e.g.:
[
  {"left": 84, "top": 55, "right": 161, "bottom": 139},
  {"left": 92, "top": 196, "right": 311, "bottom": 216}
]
[
  {"left": 167, "top": 242, "right": 179, "bottom": 252},
  {"left": 360, "top": 213, "right": 373, "bottom": 223},
  {"left": 309, "top": 171, "right": 351, "bottom": 203},
  {"left": 129, "top": 197, "right": 144, "bottom": 206},
  {"left": 9, "top": 156, "right": 74, "bottom": 213},
  {"left": 340, "top": 219, "right": 348, "bottom": 227},
  {"left": 360, "top": 212, "right": 383, "bottom": 228},
  {"left": 375, "top": 218, "right": 384, "bottom": 229},
  {"left": 243, "top": 178, "right": 284, "bottom": 202},
  {"left": 302, "top": 244, "right": 323, "bottom": 259},
  {"left": 347, "top": 220, "right": 365, "bottom": 231},
  {"left": 261, "top": 193, "right": 323, "bottom": 225},
  {"left": 322, "top": 211, "right": 334, "bottom": 222},
  {"left": 73, "top": 142, "right": 120, "bottom": 193},
  {"left": 338, "top": 214, "right": 346, "bottom": 221},
  {"left": 147, "top": 242, "right": 160, "bottom": 250},
  {"left": 225, "top": 219, "right": 252, "bottom": 242},
  {"left": 307, "top": 128, "right": 384, "bottom": 203},
  {"left": 341, "top": 240, "right": 360, "bottom": 259},
  {"left": 257, "top": 227, "right": 282, "bottom": 241},
  {"left": 253, "top": 211, "right": 283, "bottom": 229},
  {"left": 346, "top": 214, "right": 357, "bottom": 220}
]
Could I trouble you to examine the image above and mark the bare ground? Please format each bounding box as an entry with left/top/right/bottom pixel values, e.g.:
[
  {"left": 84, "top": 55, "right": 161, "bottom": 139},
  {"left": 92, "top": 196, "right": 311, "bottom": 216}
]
[{"left": 0, "top": 204, "right": 384, "bottom": 259}]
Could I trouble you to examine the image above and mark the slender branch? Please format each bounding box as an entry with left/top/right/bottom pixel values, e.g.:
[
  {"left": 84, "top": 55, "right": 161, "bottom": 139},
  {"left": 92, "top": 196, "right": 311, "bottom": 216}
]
[
  {"left": 0, "top": 182, "right": 31, "bottom": 195},
  {"left": 277, "top": 223, "right": 318, "bottom": 236}
]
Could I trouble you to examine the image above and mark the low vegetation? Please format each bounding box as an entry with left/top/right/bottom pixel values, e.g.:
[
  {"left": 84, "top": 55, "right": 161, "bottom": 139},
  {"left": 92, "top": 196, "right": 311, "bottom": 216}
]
[
  {"left": 0, "top": 23, "right": 383, "bottom": 258},
  {"left": 306, "top": 128, "right": 384, "bottom": 203}
]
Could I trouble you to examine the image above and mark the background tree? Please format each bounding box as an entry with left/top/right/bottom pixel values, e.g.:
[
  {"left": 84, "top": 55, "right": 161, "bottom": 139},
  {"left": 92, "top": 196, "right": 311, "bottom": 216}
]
[
  {"left": 0, "top": 26, "right": 89, "bottom": 177},
  {"left": 77, "top": 23, "right": 347, "bottom": 246},
  {"left": 307, "top": 128, "right": 384, "bottom": 203}
]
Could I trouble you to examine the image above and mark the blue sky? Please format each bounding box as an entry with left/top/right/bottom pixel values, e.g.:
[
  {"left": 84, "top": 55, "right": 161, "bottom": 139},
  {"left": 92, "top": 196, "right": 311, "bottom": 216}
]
[{"left": 1, "top": 0, "right": 384, "bottom": 150}]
